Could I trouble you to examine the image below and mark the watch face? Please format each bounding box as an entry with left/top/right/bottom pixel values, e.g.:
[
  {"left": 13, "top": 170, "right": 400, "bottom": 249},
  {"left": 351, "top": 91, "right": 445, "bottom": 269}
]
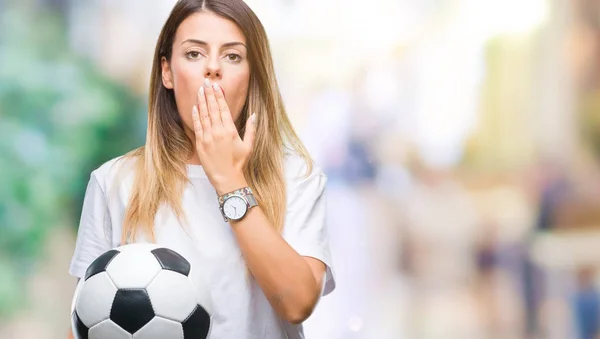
[{"left": 223, "top": 195, "right": 248, "bottom": 220}]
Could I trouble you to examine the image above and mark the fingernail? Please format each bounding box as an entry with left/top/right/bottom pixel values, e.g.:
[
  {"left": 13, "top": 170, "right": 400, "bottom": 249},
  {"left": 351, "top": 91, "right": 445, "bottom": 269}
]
[
  {"left": 204, "top": 78, "right": 211, "bottom": 87},
  {"left": 199, "top": 86, "right": 204, "bottom": 96},
  {"left": 251, "top": 113, "right": 256, "bottom": 124},
  {"left": 212, "top": 83, "right": 220, "bottom": 92},
  {"left": 192, "top": 105, "right": 198, "bottom": 116}
]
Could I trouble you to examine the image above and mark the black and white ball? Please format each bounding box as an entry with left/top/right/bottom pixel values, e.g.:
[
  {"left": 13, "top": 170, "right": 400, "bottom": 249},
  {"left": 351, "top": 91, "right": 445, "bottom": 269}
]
[{"left": 71, "top": 243, "right": 212, "bottom": 339}]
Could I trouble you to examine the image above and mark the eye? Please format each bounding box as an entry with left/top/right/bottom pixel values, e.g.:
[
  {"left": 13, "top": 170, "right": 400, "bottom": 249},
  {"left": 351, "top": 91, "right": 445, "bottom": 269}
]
[
  {"left": 225, "top": 53, "right": 242, "bottom": 62},
  {"left": 186, "top": 51, "right": 202, "bottom": 60}
]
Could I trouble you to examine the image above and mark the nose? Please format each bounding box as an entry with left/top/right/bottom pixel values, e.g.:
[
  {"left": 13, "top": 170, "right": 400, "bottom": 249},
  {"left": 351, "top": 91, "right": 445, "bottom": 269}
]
[
  {"left": 204, "top": 68, "right": 221, "bottom": 79},
  {"left": 204, "top": 56, "right": 222, "bottom": 80}
]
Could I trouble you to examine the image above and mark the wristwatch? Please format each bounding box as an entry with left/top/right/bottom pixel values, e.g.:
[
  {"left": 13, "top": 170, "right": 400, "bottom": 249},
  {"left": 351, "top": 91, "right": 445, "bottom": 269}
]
[{"left": 218, "top": 187, "right": 258, "bottom": 222}]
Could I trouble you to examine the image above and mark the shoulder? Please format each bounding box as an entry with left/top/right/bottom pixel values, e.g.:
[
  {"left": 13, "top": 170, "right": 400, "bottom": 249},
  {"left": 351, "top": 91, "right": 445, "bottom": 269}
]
[
  {"left": 90, "top": 152, "right": 139, "bottom": 195},
  {"left": 283, "top": 149, "right": 325, "bottom": 179},
  {"left": 282, "top": 149, "right": 327, "bottom": 191}
]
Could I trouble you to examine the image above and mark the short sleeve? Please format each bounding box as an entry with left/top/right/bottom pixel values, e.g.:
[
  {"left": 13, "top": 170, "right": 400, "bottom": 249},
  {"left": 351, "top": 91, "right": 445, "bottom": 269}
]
[
  {"left": 282, "top": 158, "right": 336, "bottom": 296},
  {"left": 68, "top": 172, "right": 113, "bottom": 279}
]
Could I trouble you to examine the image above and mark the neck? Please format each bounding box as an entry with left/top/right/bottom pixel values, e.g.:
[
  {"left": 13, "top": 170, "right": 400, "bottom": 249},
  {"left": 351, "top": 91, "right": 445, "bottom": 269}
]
[
  {"left": 188, "top": 152, "right": 201, "bottom": 165},
  {"left": 185, "top": 128, "right": 202, "bottom": 165}
]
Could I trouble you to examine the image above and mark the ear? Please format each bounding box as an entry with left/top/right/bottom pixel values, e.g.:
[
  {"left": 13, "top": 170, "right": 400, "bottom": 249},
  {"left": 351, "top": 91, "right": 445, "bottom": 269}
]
[{"left": 161, "top": 57, "right": 174, "bottom": 89}]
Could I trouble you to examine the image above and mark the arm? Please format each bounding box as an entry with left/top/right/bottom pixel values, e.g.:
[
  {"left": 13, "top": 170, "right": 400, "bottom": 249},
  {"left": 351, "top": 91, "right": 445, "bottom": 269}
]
[
  {"left": 223, "top": 181, "right": 326, "bottom": 324},
  {"left": 68, "top": 169, "right": 112, "bottom": 338},
  {"left": 193, "top": 80, "right": 333, "bottom": 324}
]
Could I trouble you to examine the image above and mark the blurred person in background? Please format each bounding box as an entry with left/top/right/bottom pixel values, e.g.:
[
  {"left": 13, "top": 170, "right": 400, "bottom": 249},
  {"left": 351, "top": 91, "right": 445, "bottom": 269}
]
[
  {"left": 67, "top": 0, "right": 335, "bottom": 338},
  {"left": 573, "top": 267, "right": 600, "bottom": 339}
]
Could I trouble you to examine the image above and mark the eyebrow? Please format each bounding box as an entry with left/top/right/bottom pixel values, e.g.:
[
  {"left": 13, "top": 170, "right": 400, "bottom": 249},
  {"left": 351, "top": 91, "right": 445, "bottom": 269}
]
[{"left": 181, "top": 39, "right": 246, "bottom": 49}]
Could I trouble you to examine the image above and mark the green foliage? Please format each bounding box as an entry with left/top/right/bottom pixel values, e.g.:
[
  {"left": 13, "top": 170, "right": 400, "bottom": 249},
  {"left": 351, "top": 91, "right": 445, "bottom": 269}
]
[{"left": 0, "top": 5, "right": 146, "bottom": 317}]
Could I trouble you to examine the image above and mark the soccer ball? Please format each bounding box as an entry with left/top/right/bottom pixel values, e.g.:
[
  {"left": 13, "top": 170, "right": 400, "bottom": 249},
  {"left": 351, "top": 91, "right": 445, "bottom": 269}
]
[{"left": 71, "top": 243, "right": 213, "bottom": 339}]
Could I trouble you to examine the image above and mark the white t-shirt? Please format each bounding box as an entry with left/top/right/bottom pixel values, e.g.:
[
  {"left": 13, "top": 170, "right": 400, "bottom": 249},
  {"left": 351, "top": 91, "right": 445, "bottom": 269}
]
[{"left": 69, "top": 151, "right": 336, "bottom": 339}]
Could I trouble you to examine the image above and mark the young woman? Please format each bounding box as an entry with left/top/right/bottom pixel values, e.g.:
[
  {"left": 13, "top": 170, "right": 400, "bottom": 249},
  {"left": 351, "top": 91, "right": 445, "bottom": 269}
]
[{"left": 67, "top": 0, "right": 335, "bottom": 338}]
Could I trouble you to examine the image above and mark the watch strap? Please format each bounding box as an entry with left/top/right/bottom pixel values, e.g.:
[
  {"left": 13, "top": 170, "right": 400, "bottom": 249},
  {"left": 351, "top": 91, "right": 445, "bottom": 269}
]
[
  {"left": 218, "top": 187, "right": 253, "bottom": 205},
  {"left": 246, "top": 193, "right": 258, "bottom": 208}
]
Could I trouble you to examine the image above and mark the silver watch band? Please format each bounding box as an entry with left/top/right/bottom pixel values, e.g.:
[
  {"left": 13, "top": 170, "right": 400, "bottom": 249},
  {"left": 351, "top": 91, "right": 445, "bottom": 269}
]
[
  {"left": 218, "top": 187, "right": 254, "bottom": 205},
  {"left": 245, "top": 193, "right": 258, "bottom": 208}
]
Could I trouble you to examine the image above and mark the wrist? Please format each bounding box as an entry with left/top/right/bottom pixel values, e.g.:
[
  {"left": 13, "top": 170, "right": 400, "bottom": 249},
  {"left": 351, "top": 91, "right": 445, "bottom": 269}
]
[{"left": 214, "top": 175, "right": 248, "bottom": 196}]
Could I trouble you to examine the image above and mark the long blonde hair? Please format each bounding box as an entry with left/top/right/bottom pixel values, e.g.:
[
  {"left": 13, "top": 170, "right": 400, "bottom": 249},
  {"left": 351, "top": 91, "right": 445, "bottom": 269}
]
[{"left": 120, "top": 0, "right": 311, "bottom": 243}]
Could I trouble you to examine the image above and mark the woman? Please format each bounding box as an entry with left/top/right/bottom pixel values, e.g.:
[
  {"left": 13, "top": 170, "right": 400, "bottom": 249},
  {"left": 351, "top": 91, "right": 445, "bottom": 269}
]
[{"left": 67, "top": 0, "right": 335, "bottom": 338}]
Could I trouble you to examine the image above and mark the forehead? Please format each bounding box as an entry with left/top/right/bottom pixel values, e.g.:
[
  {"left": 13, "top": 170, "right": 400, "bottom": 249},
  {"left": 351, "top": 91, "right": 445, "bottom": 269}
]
[{"left": 174, "top": 11, "right": 246, "bottom": 45}]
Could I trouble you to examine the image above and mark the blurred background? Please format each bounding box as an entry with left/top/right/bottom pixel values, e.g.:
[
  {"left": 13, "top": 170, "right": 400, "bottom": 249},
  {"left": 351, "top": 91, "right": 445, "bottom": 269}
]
[{"left": 2, "top": 0, "right": 600, "bottom": 338}]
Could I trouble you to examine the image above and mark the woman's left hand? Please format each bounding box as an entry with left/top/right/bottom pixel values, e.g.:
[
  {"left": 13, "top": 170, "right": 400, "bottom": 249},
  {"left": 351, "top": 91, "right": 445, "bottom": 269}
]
[{"left": 192, "top": 78, "right": 256, "bottom": 195}]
